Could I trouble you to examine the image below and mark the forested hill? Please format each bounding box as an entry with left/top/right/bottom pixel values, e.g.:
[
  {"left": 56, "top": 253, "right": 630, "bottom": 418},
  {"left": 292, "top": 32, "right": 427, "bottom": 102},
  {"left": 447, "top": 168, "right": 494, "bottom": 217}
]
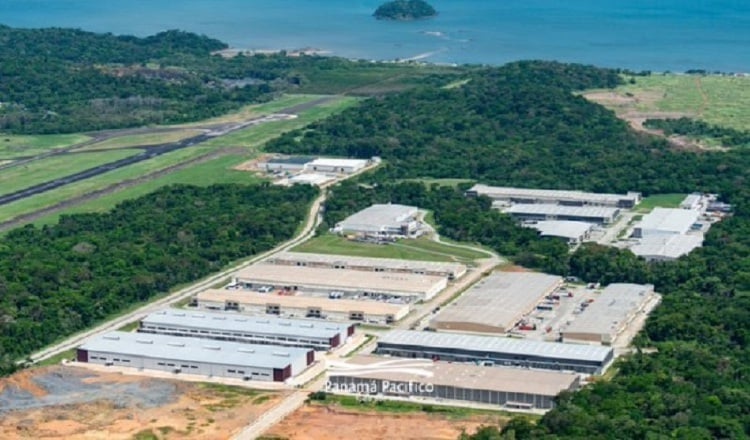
[
  {"left": 267, "top": 60, "right": 750, "bottom": 438},
  {"left": 0, "top": 25, "right": 458, "bottom": 134}
]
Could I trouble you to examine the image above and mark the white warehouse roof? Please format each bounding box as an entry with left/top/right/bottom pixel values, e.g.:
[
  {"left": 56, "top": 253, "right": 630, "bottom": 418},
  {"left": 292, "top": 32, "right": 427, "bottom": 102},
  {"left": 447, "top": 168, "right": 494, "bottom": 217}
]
[
  {"left": 335, "top": 204, "right": 419, "bottom": 233},
  {"left": 504, "top": 204, "right": 619, "bottom": 220},
  {"left": 528, "top": 221, "right": 593, "bottom": 240},
  {"left": 308, "top": 158, "right": 367, "bottom": 169},
  {"left": 563, "top": 284, "right": 655, "bottom": 341},
  {"left": 79, "top": 331, "right": 310, "bottom": 369},
  {"left": 432, "top": 272, "right": 562, "bottom": 333},
  {"left": 142, "top": 308, "right": 349, "bottom": 340},
  {"left": 636, "top": 208, "right": 699, "bottom": 235},
  {"left": 378, "top": 329, "right": 613, "bottom": 363},
  {"left": 469, "top": 184, "right": 640, "bottom": 206},
  {"left": 630, "top": 234, "right": 704, "bottom": 261},
  {"left": 267, "top": 251, "right": 466, "bottom": 276}
]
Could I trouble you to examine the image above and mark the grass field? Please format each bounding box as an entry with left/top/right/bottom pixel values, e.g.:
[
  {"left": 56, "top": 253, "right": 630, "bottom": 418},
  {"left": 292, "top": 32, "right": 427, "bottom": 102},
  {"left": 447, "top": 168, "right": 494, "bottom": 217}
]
[
  {"left": 636, "top": 193, "right": 686, "bottom": 212},
  {"left": 0, "top": 146, "right": 212, "bottom": 224},
  {"left": 31, "top": 153, "right": 261, "bottom": 225},
  {"left": 292, "top": 234, "right": 487, "bottom": 262},
  {"left": 0, "top": 133, "right": 91, "bottom": 159},
  {"left": 72, "top": 129, "right": 202, "bottom": 151},
  {"left": 0, "top": 149, "right": 140, "bottom": 197},
  {"left": 8, "top": 95, "right": 358, "bottom": 228},
  {"left": 200, "top": 96, "right": 360, "bottom": 149},
  {"left": 296, "top": 64, "right": 462, "bottom": 95},
  {"left": 588, "top": 74, "right": 750, "bottom": 131},
  {"left": 179, "top": 94, "right": 333, "bottom": 126}
]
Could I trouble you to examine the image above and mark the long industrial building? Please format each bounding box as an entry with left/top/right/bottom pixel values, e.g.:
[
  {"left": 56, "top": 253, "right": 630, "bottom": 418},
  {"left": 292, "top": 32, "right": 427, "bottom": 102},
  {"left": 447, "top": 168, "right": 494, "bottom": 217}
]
[
  {"left": 139, "top": 308, "right": 354, "bottom": 351},
  {"left": 333, "top": 204, "right": 422, "bottom": 238},
  {"left": 526, "top": 220, "right": 594, "bottom": 245},
  {"left": 265, "top": 252, "right": 467, "bottom": 280},
  {"left": 502, "top": 204, "right": 620, "bottom": 224},
  {"left": 194, "top": 289, "right": 411, "bottom": 325},
  {"left": 632, "top": 208, "right": 699, "bottom": 238},
  {"left": 235, "top": 264, "right": 447, "bottom": 301},
  {"left": 327, "top": 355, "right": 580, "bottom": 410},
  {"left": 431, "top": 272, "right": 562, "bottom": 334},
  {"left": 630, "top": 234, "right": 704, "bottom": 261},
  {"left": 376, "top": 330, "right": 613, "bottom": 374},
  {"left": 562, "top": 284, "right": 659, "bottom": 345},
  {"left": 77, "top": 331, "right": 314, "bottom": 382},
  {"left": 467, "top": 184, "right": 641, "bottom": 208}
]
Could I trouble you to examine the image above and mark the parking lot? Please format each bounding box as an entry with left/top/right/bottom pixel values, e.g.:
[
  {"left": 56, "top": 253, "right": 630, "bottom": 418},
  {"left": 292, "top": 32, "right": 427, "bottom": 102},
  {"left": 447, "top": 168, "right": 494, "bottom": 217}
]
[{"left": 509, "top": 282, "right": 604, "bottom": 342}]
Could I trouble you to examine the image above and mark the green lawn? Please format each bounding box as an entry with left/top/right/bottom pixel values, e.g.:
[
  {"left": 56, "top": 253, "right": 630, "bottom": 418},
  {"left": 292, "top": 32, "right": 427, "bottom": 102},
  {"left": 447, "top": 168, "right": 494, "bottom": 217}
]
[
  {"left": 292, "top": 234, "right": 487, "bottom": 262},
  {"left": 31, "top": 153, "right": 261, "bottom": 225},
  {"left": 73, "top": 129, "right": 202, "bottom": 151},
  {"left": 636, "top": 193, "right": 686, "bottom": 212},
  {"left": 200, "top": 96, "right": 360, "bottom": 149},
  {"left": 179, "top": 94, "right": 333, "bottom": 126},
  {"left": 0, "top": 133, "right": 91, "bottom": 159},
  {"left": 595, "top": 74, "right": 750, "bottom": 131},
  {"left": 0, "top": 149, "right": 140, "bottom": 196}
]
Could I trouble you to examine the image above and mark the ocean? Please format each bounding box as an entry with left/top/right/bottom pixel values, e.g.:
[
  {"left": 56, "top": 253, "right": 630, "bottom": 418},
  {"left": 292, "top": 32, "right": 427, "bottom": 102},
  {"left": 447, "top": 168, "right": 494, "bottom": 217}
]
[{"left": 1, "top": 0, "right": 749, "bottom": 72}]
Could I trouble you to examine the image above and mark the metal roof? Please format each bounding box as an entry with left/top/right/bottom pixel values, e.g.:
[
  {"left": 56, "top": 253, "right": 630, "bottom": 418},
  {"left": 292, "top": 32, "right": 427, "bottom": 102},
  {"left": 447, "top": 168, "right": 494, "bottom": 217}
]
[
  {"left": 80, "top": 331, "right": 310, "bottom": 368},
  {"left": 432, "top": 272, "right": 562, "bottom": 331},
  {"left": 504, "top": 204, "right": 619, "bottom": 219},
  {"left": 336, "top": 204, "right": 418, "bottom": 231},
  {"left": 469, "top": 184, "right": 639, "bottom": 205},
  {"left": 142, "top": 308, "right": 349, "bottom": 339},
  {"left": 378, "top": 330, "right": 612, "bottom": 363},
  {"left": 564, "top": 284, "right": 655, "bottom": 338},
  {"left": 267, "top": 251, "right": 466, "bottom": 274},
  {"left": 636, "top": 208, "right": 698, "bottom": 234},
  {"left": 528, "top": 221, "right": 593, "bottom": 240},
  {"left": 289, "top": 173, "right": 335, "bottom": 185},
  {"left": 630, "top": 234, "right": 703, "bottom": 260},
  {"left": 331, "top": 355, "right": 579, "bottom": 396},
  {"left": 308, "top": 158, "right": 367, "bottom": 169},
  {"left": 197, "top": 289, "right": 411, "bottom": 317},
  {"left": 236, "top": 263, "right": 445, "bottom": 296}
]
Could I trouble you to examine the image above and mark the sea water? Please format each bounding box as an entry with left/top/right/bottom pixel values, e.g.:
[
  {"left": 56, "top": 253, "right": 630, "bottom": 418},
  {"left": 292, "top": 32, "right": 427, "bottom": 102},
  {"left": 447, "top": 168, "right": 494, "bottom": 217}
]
[{"left": 1, "top": 0, "right": 749, "bottom": 71}]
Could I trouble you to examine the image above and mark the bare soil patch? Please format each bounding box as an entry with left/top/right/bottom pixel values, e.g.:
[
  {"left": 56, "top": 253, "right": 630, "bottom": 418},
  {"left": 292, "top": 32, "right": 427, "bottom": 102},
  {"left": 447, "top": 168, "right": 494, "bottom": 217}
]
[
  {"left": 0, "top": 365, "right": 286, "bottom": 440},
  {"left": 265, "top": 404, "right": 507, "bottom": 440}
]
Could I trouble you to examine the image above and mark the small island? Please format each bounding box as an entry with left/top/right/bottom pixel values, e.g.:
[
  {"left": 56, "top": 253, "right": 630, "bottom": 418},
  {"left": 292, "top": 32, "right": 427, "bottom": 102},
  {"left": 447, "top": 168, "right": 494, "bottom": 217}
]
[{"left": 373, "top": 0, "right": 437, "bottom": 21}]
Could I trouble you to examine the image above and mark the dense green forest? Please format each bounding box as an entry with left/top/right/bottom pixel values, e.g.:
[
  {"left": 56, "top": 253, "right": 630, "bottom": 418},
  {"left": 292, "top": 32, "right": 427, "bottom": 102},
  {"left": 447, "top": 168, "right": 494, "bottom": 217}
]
[
  {"left": 644, "top": 117, "right": 750, "bottom": 148},
  {"left": 0, "top": 25, "right": 457, "bottom": 134},
  {"left": 0, "top": 184, "right": 317, "bottom": 375},
  {"left": 373, "top": 0, "right": 437, "bottom": 20},
  {"left": 270, "top": 61, "right": 750, "bottom": 438}
]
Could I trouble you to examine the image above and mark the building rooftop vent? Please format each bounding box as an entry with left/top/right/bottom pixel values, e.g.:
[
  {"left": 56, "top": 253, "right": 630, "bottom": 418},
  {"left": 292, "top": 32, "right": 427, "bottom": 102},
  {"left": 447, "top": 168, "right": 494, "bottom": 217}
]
[
  {"left": 136, "top": 339, "right": 154, "bottom": 344},
  {"left": 103, "top": 335, "right": 120, "bottom": 341},
  {"left": 272, "top": 351, "right": 291, "bottom": 357}
]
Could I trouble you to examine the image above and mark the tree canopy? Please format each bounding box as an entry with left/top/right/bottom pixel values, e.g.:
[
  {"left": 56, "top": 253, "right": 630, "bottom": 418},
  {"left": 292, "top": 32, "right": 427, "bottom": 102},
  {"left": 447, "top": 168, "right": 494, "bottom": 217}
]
[{"left": 373, "top": 0, "right": 437, "bottom": 21}]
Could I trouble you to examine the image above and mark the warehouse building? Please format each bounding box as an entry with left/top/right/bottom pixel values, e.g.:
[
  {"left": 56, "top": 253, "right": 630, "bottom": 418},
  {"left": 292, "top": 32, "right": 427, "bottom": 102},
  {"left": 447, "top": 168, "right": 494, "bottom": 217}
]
[
  {"left": 235, "top": 263, "right": 447, "bottom": 301},
  {"left": 139, "top": 308, "right": 354, "bottom": 351},
  {"left": 265, "top": 252, "right": 467, "bottom": 280},
  {"left": 431, "top": 272, "right": 563, "bottom": 334},
  {"left": 77, "top": 331, "right": 314, "bottom": 382},
  {"left": 306, "top": 158, "right": 368, "bottom": 174},
  {"left": 630, "top": 234, "right": 704, "bottom": 261},
  {"left": 327, "top": 355, "right": 580, "bottom": 410},
  {"left": 502, "top": 204, "right": 620, "bottom": 224},
  {"left": 562, "top": 283, "right": 658, "bottom": 345},
  {"left": 525, "top": 220, "right": 594, "bottom": 245},
  {"left": 194, "top": 289, "right": 410, "bottom": 324},
  {"left": 288, "top": 173, "right": 335, "bottom": 186},
  {"left": 376, "top": 330, "right": 613, "bottom": 374},
  {"left": 262, "top": 156, "right": 315, "bottom": 172},
  {"left": 680, "top": 193, "right": 702, "bottom": 210},
  {"left": 467, "top": 184, "right": 641, "bottom": 208},
  {"left": 333, "top": 204, "right": 422, "bottom": 238},
  {"left": 632, "top": 208, "right": 699, "bottom": 238}
]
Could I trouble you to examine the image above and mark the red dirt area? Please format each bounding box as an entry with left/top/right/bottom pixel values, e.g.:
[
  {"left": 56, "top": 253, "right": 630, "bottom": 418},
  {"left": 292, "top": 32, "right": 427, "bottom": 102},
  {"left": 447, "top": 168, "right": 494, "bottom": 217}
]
[
  {"left": 0, "top": 365, "right": 287, "bottom": 440},
  {"left": 264, "top": 404, "right": 507, "bottom": 440}
]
